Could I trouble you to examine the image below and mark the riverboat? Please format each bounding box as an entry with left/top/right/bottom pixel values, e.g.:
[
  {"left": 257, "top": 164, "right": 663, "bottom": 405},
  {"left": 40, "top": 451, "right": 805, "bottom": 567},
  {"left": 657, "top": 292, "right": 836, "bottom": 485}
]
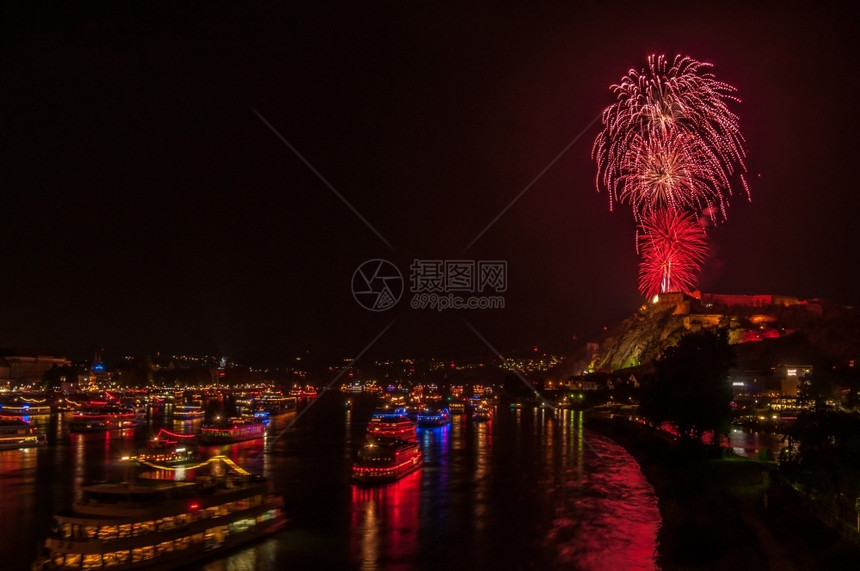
[
  {"left": 366, "top": 408, "right": 417, "bottom": 441},
  {"left": 301, "top": 386, "right": 318, "bottom": 398},
  {"left": 416, "top": 407, "right": 451, "bottom": 428},
  {"left": 0, "top": 400, "right": 52, "bottom": 416},
  {"left": 173, "top": 404, "right": 206, "bottom": 419},
  {"left": 197, "top": 417, "right": 267, "bottom": 445},
  {"left": 352, "top": 438, "right": 423, "bottom": 484},
  {"left": 0, "top": 416, "right": 46, "bottom": 449},
  {"left": 472, "top": 406, "right": 493, "bottom": 422},
  {"left": 32, "top": 457, "right": 286, "bottom": 571},
  {"left": 69, "top": 406, "right": 139, "bottom": 432},
  {"left": 256, "top": 393, "right": 297, "bottom": 415},
  {"left": 133, "top": 438, "right": 199, "bottom": 466},
  {"left": 448, "top": 401, "right": 467, "bottom": 415}
]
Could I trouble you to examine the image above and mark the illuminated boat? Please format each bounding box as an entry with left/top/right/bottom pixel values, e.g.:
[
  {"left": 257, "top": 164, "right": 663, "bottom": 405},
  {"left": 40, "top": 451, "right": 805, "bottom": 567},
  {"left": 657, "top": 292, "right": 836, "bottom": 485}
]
[
  {"left": 133, "top": 437, "right": 199, "bottom": 466},
  {"left": 471, "top": 406, "right": 493, "bottom": 422},
  {"left": 173, "top": 405, "right": 205, "bottom": 419},
  {"left": 69, "top": 405, "right": 139, "bottom": 432},
  {"left": 0, "top": 416, "right": 46, "bottom": 449},
  {"left": 0, "top": 400, "right": 52, "bottom": 416},
  {"left": 301, "top": 386, "right": 318, "bottom": 398},
  {"left": 256, "top": 393, "right": 297, "bottom": 415},
  {"left": 448, "top": 401, "right": 467, "bottom": 415},
  {"left": 32, "top": 457, "right": 286, "bottom": 571},
  {"left": 366, "top": 408, "right": 417, "bottom": 442},
  {"left": 197, "top": 417, "right": 267, "bottom": 445},
  {"left": 416, "top": 407, "right": 451, "bottom": 428},
  {"left": 351, "top": 438, "right": 423, "bottom": 484}
]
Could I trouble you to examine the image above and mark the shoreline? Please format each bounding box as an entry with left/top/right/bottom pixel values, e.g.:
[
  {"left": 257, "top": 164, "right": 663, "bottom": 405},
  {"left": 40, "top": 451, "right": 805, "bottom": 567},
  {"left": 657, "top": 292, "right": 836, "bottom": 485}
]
[{"left": 585, "top": 414, "right": 860, "bottom": 570}]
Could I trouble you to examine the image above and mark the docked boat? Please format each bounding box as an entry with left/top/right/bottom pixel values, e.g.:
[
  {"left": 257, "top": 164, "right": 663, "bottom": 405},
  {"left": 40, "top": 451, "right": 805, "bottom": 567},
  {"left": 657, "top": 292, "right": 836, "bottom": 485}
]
[
  {"left": 352, "top": 438, "right": 423, "bottom": 484},
  {"left": 416, "top": 407, "right": 451, "bottom": 428},
  {"left": 197, "top": 416, "right": 267, "bottom": 445},
  {"left": 69, "top": 405, "right": 139, "bottom": 432},
  {"left": 0, "top": 416, "right": 46, "bottom": 449},
  {"left": 366, "top": 408, "right": 417, "bottom": 442},
  {"left": 32, "top": 457, "right": 286, "bottom": 571}
]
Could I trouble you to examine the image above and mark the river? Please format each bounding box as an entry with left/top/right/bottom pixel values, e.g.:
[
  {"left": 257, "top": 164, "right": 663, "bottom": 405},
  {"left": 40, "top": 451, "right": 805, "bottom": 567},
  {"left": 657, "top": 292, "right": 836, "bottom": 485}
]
[{"left": 1, "top": 391, "right": 660, "bottom": 570}]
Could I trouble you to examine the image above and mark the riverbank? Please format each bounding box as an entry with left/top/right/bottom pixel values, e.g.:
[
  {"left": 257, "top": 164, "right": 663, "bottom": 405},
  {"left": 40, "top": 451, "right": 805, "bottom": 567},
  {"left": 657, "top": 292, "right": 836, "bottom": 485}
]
[{"left": 586, "top": 414, "right": 860, "bottom": 570}]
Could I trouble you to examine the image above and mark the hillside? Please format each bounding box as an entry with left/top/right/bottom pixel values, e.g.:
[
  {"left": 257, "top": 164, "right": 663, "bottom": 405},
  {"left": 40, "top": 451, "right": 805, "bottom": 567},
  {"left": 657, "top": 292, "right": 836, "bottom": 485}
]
[{"left": 549, "top": 294, "right": 860, "bottom": 381}]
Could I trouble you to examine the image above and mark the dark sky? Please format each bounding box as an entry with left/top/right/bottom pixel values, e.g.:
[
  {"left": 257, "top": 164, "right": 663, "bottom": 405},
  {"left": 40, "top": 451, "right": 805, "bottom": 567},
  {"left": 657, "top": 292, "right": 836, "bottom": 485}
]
[{"left": 2, "top": 2, "right": 858, "bottom": 365}]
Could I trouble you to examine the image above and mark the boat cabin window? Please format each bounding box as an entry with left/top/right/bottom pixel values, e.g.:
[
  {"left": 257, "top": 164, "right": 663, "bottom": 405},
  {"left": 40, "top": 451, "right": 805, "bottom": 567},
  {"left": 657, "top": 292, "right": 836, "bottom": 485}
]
[
  {"left": 117, "top": 524, "right": 132, "bottom": 538},
  {"left": 101, "top": 550, "right": 130, "bottom": 566},
  {"left": 133, "top": 521, "right": 156, "bottom": 535},
  {"left": 97, "top": 525, "right": 119, "bottom": 540},
  {"left": 156, "top": 539, "right": 174, "bottom": 556},
  {"left": 131, "top": 546, "right": 154, "bottom": 563}
]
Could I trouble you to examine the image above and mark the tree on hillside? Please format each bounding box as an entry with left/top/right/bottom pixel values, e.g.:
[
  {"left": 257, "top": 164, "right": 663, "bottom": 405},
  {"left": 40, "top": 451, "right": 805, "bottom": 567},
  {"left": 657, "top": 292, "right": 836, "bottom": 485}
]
[
  {"left": 638, "top": 328, "right": 734, "bottom": 444},
  {"left": 781, "top": 409, "right": 860, "bottom": 523}
]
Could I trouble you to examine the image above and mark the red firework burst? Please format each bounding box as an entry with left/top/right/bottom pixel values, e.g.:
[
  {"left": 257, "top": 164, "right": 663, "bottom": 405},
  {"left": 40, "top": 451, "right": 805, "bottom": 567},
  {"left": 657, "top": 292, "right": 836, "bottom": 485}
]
[
  {"left": 593, "top": 54, "right": 748, "bottom": 221},
  {"left": 637, "top": 209, "right": 709, "bottom": 298},
  {"left": 617, "top": 129, "right": 731, "bottom": 221}
]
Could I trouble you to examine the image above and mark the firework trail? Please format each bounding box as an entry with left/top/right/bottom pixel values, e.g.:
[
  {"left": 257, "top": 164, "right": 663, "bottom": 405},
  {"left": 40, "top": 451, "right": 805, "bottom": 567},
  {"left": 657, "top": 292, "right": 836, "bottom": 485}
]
[{"left": 637, "top": 209, "right": 709, "bottom": 299}]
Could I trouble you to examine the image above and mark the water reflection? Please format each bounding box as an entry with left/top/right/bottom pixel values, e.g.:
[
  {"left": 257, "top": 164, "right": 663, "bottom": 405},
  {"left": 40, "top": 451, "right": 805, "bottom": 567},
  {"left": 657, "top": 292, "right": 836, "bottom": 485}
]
[
  {"left": 2, "top": 393, "right": 662, "bottom": 570},
  {"left": 351, "top": 470, "right": 421, "bottom": 570},
  {"left": 730, "top": 426, "right": 785, "bottom": 458}
]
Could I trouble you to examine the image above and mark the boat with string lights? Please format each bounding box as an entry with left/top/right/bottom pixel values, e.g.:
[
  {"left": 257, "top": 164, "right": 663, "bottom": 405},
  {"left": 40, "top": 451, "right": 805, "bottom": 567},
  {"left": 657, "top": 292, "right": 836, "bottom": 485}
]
[
  {"left": 471, "top": 406, "right": 493, "bottom": 422},
  {"left": 0, "top": 415, "right": 46, "bottom": 449},
  {"left": 31, "top": 456, "right": 286, "bottom": 571},
  {"left": 197, "top": 416, "right": 267, "bottom": 445},
  {"left": 351, "top": 438, "right": 423, "bottom": 484},
  {"left": 366, "top": 408, "right": 417, "bottom": 442},
  {"left": 132, "top": 430, "right": 199, "bottom": 466},
  {"left": 68, "top": 404, "right": 140, "bottom": 432},
  {"left": 173, "top": 404, "right": 206, "bottom": 420},
  {"left": 255, "top": 393, "right": 297, "bottom": 416},
  {"left": 415, "top": 407, "right": 451, "bottom": 428},
  {"left": 448, "top": 400, "right": 467, "bottom": 415},
  {"left": 0, "top": 396, "right": 52, "bottom": 416}
]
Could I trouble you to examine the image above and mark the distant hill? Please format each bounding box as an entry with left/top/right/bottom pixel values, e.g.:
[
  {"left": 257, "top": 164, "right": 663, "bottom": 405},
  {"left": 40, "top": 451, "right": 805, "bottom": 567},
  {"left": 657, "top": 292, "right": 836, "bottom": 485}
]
[{"left": 548, "top": 294, "right": 860, "bottom": 381}]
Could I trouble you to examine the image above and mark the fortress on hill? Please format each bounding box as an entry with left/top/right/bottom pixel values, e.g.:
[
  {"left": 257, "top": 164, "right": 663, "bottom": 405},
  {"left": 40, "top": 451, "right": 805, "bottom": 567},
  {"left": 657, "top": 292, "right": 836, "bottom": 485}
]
[
  {"left": 653, "top": 291, "right": 804, "bottom": 311},
  {"left": 552, "top": 291, "right": 833, "bottom": 380}
]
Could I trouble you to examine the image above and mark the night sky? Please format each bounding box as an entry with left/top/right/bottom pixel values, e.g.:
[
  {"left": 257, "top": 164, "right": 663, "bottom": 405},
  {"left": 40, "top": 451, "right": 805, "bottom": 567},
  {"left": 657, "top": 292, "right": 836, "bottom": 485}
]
[{"left": 2, "top": 3, "right": 858, "bottom": 366}]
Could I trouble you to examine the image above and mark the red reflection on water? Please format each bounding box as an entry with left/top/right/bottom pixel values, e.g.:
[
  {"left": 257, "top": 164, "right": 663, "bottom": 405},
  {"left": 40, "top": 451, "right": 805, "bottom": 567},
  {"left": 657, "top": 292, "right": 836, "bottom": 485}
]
[
  {"left": 545, "top": 433, "right": 659, "bottom": 570},
  {"left": 350, "top": 469, "right": 421, "bottom": 569},
  {"left": 198, "top": 438, "right": 264, "bottom": 470}
]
